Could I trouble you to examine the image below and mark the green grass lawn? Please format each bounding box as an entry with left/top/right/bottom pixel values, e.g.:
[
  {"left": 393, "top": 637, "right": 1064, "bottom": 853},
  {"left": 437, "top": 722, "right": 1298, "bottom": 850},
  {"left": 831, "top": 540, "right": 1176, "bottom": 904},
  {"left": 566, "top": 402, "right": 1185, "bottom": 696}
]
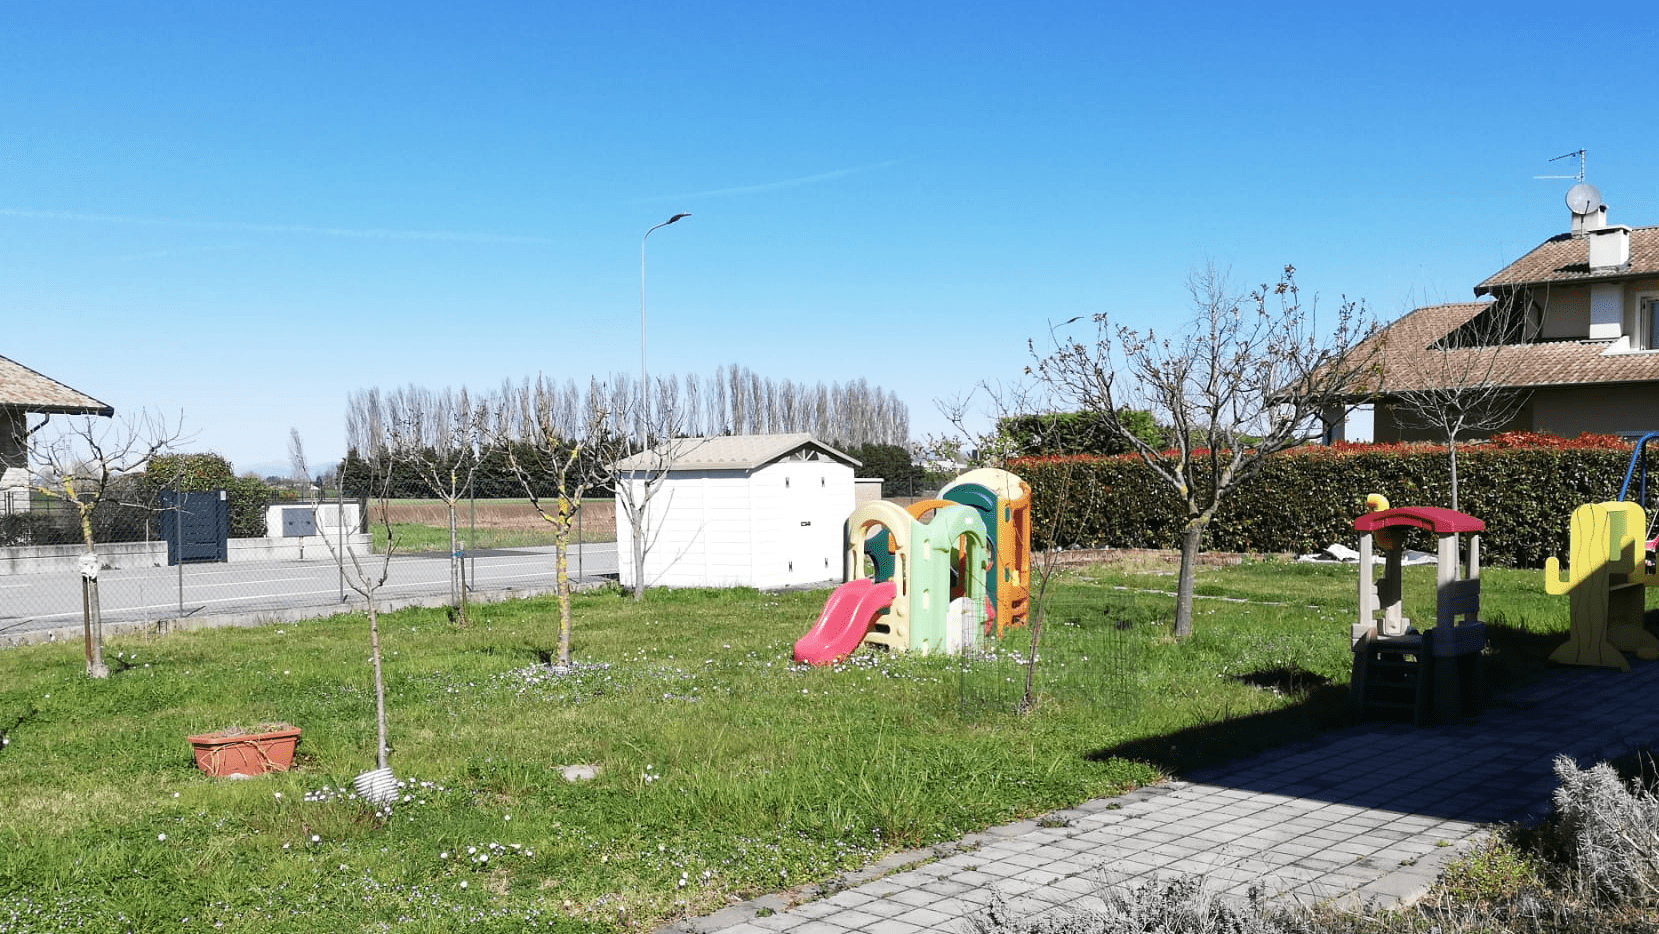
[
  {"left": 372, "top": 521, "right": 614, "bottom": 553},
  {"left": 0, "top": 558, "right": 1581, "bottom": 932}
]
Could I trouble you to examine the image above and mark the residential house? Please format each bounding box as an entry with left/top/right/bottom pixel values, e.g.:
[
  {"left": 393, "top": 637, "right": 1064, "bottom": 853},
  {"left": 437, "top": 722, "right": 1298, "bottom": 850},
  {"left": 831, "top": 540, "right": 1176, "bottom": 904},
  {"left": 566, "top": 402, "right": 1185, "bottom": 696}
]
[
  {"left": 1352, "top": 185, "right": 1659, "bottom": 443},
  {"left": 1, "top": 354, "right": 113, "bottom": 509}
]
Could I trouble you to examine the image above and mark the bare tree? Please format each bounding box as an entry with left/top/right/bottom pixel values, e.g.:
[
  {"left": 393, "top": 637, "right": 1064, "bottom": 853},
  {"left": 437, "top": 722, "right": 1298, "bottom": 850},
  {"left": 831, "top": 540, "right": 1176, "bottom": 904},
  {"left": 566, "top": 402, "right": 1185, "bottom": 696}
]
[
  {"left": 293, "top": 433, "right": 397, "bottom": 779},
  {"left": 16, "top": 411, "right": 186, "bottom": 677},
  {"left": 1032, "top": 264, "right": 1378, "bottom": 639},
  {"left": 1379, "top": 292, "right": 1537, "bottom": 512},
  {"left": 488, "top": 375, "right": 623, "bottom": 667},
  {"left": 610, "top": 374, "right": 694, "bottom": 601},
  {"left": 354, "top": 385, "right": 488, "bottom": 625}
]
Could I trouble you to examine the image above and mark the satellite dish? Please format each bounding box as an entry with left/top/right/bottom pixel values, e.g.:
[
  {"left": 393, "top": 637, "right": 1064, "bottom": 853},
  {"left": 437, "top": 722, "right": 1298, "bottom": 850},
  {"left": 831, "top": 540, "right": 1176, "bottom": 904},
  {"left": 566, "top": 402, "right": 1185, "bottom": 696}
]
[{"left": 1567, "top": 182, "right": 1603, "bottom": 215}]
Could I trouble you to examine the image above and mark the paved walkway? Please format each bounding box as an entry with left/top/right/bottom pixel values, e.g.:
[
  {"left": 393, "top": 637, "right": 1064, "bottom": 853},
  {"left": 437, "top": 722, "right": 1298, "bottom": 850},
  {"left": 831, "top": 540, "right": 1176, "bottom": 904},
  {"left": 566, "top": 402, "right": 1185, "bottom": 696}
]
[{"left": 661, "top": 657, "right": 1659, "bottom": 933}]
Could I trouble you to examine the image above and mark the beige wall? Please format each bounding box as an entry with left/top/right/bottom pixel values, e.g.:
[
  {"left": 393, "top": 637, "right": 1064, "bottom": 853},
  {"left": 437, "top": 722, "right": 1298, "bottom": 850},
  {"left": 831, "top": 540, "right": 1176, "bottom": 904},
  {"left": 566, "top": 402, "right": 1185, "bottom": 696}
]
[
  {"left": 1531, "top": 384, "right": 1659, "bottom": 437},
  {"left": 1539, "top": 287, "right": 1590, "bottom": 339},
  {"left": 1375, "top": 384, "right": 1659, "bottom": 442}
]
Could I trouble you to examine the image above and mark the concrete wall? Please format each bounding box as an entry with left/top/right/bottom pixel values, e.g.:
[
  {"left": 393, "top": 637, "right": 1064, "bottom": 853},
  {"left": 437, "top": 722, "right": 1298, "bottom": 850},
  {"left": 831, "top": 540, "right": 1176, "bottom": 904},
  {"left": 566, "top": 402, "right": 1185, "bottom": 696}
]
[{"left": 0, "top": 533, "right": 373, "bottom": 576}]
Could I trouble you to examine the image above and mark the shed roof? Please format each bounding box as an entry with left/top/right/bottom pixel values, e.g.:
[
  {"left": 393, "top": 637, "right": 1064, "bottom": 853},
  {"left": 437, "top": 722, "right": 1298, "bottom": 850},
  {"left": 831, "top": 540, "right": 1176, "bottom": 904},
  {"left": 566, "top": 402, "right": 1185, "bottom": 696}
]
[
  {"left": 0, "top": 354, "right": 114, "bottom": 415},
  {"left": 611, "top": 433, "right": 860, "bottom": 472}
]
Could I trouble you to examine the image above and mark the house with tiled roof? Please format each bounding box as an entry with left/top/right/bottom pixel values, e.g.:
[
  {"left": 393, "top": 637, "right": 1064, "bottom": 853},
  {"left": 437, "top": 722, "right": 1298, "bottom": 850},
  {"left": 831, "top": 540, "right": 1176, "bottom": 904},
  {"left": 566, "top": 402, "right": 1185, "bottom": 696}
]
[
  {"left": 1, "top": 354, "right": 113, "bottom": 500},
  {"left": 1353, "top": 187, "right": 1659, "bottom": 442}
]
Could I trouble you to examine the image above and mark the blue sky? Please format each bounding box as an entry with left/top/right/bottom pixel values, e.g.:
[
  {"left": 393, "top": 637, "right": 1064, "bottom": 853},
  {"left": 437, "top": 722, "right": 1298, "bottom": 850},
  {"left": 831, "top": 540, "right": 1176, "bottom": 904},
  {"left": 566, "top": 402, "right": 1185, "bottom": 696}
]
[{"left": 5, "top": 1, "right": 1657, "bottom": 476}]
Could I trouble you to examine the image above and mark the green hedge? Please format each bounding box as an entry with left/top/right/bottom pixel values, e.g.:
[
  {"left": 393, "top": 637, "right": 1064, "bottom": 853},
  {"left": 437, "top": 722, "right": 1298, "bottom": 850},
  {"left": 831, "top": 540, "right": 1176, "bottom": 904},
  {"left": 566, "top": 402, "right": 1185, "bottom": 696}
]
[
  {"left": 142, "top": 453, "right": 272, "bottom": 539},
  {"left": 1013, "top": 434, "right": 1643, "bottom": 568}
]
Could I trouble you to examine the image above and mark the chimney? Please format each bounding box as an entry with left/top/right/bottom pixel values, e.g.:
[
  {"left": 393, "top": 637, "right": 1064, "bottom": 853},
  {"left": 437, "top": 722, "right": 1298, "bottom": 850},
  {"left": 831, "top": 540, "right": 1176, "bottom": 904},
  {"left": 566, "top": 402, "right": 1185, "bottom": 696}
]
[
  {"left": 1567, "top": 182, "right": 1606, "bottom": 236},
  {"left": 1588, "top": 225, "right": 1631, "bottom": 270},
  {"left": 1572, "top": 203, "right": 1609, "bottom": 235}
]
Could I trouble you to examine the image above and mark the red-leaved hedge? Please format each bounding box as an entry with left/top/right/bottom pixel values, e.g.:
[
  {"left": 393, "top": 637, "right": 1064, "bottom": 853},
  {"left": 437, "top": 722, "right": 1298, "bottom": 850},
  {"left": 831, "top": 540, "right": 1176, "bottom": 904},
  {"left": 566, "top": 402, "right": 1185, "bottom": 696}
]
[{"left": 1011, "top": 433, "right": 1647, "bottom": 568}]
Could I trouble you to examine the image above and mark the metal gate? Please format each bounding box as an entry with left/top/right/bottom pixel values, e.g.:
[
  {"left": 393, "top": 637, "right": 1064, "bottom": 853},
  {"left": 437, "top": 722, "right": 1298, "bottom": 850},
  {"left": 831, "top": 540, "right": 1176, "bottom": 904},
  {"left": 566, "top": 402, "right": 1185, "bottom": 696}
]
[{"left": 160, "top": 490, "right": 229, "bottom": 565}]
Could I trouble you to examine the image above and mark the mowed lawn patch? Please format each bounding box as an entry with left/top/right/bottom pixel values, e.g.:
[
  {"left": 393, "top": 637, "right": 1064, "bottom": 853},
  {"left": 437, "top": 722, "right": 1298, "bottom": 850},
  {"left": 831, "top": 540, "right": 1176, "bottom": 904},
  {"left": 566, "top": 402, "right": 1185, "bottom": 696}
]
[
  {"left": 370, "top": 498, "right": 617, "bottom": 552},
  {"left": 0, "top": 559, "right": 1574, "bottom": 932}
]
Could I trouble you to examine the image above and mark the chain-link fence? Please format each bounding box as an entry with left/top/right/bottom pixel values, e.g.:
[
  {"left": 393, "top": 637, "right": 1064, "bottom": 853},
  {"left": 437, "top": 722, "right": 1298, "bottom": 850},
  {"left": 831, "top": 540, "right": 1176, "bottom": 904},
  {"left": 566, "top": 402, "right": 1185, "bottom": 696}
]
[
  {"left": 0, "top": 489, "right": 618, "bottom": 646},
  {"left": 957, "top": 586, "right": 1140, "bottom": 719}
]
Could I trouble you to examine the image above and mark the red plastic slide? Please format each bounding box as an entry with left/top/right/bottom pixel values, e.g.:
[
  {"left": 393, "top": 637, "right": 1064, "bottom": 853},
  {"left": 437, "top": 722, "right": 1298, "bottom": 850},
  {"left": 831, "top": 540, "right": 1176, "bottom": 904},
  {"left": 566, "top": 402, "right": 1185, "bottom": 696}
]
[{"left": 793, "top": 579, "right": 897, "bottom": 666}]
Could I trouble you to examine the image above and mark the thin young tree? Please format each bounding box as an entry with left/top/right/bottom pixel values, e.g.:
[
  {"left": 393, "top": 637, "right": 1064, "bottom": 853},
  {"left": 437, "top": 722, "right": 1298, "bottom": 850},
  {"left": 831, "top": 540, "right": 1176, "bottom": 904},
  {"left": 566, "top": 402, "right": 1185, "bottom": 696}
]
[
  {"left": 359, "top": 385, "right": 488, "bottom": 625},
  {"left": 610, "top": 372, "right": 695, "bottom": 601},
  {"left": 15, "top": 410, "right": 185, "bottom": 677},
  {"left": 298, "top": 433, "right": 398, "bottom": 778},
  {"left": 1032, "top": 263, "right": 1378, "bottom": 639},
  {"left": 489, "top": 375, "right": 623, "bottom": 667},
  {"left": 1379, "top": 292, "right": 1538, "bottom": 512}
]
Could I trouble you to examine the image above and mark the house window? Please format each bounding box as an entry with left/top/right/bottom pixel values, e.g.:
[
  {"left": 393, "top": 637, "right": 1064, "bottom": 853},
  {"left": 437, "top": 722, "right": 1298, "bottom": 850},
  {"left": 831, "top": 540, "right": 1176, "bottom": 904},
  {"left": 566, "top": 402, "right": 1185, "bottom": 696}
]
[{"left": 1641, "top": 296, "right": 1659, "bottom": 351}]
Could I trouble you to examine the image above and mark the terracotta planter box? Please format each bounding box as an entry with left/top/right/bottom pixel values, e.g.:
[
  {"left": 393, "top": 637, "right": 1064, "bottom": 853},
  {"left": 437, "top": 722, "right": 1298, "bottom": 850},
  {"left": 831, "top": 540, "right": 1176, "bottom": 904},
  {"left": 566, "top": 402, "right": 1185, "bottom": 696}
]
[{"left": 186, "top": 725, "right": 301, "bottom": 778}]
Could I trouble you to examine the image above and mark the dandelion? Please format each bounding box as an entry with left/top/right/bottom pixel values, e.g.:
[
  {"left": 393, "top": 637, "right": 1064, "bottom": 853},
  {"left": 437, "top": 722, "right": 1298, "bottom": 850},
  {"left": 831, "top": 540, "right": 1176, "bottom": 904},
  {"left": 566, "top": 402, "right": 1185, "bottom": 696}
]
[
  {"left": 440, "top": 851, "right": 449, "bottom": 859},
  {"left": 157, "top": 833, "right": 167, "bottom": 842},
  {"left": 459, "top": 881, "right": 468, "bottom": 889}
]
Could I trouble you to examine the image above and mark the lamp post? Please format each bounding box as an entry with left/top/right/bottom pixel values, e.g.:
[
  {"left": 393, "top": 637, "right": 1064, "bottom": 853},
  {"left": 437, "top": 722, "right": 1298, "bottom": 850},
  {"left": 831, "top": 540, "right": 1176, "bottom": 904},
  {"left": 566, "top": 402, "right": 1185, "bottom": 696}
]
[{"left": 639, "top": 212, "right": 691, "bottom": 453}]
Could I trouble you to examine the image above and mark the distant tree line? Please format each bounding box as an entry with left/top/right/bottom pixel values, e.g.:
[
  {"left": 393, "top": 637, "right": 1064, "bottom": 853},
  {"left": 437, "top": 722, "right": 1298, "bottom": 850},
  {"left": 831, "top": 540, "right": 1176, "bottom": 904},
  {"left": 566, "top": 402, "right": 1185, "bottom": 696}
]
[{"left": 336, "top": 368, "right": 914, "bottom": 498}]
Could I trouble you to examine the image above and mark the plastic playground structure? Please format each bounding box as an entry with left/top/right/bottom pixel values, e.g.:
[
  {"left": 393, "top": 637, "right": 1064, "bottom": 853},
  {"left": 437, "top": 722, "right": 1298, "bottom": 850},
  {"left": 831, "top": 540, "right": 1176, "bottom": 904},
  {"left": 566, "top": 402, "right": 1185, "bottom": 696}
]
[
  {"left": 793, "top": 468, "right": 1031, "bottom": 666},
  {"left": 1349, "top": 502, "right": 1487, "bottom": 725},
  {"left": 1544, "top": 431, "right": 1659, "bottom": 671}
]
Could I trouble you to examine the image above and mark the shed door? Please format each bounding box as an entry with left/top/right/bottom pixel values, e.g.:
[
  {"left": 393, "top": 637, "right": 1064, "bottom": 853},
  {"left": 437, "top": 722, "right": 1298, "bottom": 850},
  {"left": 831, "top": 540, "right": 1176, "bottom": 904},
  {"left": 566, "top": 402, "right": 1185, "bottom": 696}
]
[{"left": 784, "top": 471, "right": 841, "bottom": 585}]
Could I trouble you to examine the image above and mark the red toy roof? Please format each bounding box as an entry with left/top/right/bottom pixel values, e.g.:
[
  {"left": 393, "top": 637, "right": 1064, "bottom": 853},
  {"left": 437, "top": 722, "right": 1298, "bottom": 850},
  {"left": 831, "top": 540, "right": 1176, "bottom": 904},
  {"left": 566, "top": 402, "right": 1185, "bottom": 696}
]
[{"left": 1353, "top": 506, "right": 1485, "bottom": 535}]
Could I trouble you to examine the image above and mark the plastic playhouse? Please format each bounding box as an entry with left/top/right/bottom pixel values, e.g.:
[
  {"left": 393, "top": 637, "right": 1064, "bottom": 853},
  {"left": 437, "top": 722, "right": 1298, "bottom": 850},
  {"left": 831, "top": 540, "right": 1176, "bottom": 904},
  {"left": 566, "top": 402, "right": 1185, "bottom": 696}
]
[
  {"left": 1350, "top": 504, "right": 1486, "bottom": 725},
  {"left": 1543, "top": 433, "right": 1659, "bottom": 671},
  {"left": 793, "top": 467, "right": 1031, "bottom": 665}
]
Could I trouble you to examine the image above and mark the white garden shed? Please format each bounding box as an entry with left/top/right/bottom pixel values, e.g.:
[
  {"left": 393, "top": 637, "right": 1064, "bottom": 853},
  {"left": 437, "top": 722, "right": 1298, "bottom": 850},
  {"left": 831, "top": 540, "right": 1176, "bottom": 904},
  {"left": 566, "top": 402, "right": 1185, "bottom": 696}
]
[{"left": 612, "top": 433, "right": 859, "bottom": 590}]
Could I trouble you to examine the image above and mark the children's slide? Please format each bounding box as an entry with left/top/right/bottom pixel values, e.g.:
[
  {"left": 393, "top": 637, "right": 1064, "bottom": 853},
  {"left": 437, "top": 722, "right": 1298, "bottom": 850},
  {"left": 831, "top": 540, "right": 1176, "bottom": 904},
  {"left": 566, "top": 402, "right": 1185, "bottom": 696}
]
[{"left": 793, "top": 579, "right": 897, "bottom": 666}]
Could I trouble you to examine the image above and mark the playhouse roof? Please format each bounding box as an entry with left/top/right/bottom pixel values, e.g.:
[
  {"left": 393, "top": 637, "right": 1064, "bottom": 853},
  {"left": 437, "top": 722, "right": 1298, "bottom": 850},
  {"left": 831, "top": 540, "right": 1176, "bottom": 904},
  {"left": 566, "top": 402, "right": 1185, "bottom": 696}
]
[{"left": 611, "top": 433, "right": 860, "bottom": 473}]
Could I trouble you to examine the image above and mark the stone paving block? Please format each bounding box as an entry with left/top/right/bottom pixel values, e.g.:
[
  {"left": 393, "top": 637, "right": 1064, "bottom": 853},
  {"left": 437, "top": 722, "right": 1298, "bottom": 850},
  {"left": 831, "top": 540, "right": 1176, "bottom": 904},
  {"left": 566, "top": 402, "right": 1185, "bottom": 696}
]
[
  {"left": 789, "top": 922, "right": 856, "bottom": 934},
  {"left": 890, "top": 905, "right": 959, "bottom": 929},
  {"left": 861, "top": 919, "right": 924, "bottom": 934},
  {"left": 869, "top": 889, "right": 935, "bottom": 909},
  {"left": 929, "top": 870, "right": 1001, "bottom": 891}
]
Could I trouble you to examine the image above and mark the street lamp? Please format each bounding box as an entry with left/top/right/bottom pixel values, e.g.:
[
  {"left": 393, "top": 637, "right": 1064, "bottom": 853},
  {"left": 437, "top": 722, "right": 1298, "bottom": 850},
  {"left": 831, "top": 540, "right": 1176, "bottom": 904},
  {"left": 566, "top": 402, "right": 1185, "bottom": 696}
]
[{"left": 640, "top": 212, "right": 691, "bottom": 453}]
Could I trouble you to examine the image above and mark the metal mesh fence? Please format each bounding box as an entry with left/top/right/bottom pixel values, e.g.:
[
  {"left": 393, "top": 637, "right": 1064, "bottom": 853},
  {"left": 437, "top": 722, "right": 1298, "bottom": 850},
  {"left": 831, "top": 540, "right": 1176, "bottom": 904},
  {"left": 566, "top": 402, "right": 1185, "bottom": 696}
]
[
  {"left": 957, "top": 585, "right": 1140, "bottom": 720},
  {"left": 0, "top": 492, "right": 618, "bottom": 645}
]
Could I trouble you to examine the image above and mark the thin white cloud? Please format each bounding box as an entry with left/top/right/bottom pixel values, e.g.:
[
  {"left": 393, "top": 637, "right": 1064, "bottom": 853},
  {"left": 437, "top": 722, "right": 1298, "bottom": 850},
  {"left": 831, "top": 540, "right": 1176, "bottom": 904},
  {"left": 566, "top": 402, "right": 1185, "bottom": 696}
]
[
  {"left": 643, "top": 161, "right": 901, "bottom": 202},
  {"left": 0, "top": 207, "right": 555, "bottom": 245},
  {"left": 116, "top": 243, "right": 248, "bottom": 262}
]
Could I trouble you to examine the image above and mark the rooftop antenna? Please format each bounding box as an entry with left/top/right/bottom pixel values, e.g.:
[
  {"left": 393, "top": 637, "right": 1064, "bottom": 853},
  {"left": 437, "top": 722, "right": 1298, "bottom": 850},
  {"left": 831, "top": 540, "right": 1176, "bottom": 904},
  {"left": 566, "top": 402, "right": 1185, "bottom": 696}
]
[
  {"left": 1537, "top": 149, "right": 1602, "bottom": 219},
  {"left": 1536, "top": 149, "right": 1586, "bottom": 182}
]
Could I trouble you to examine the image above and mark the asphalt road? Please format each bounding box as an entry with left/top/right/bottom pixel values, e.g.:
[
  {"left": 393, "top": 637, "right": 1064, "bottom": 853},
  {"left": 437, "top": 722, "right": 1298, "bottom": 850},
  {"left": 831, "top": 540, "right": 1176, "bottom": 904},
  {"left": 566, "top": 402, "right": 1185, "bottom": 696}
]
[{"left": 0, "top": 542, "right": 618, "bottom": 646}]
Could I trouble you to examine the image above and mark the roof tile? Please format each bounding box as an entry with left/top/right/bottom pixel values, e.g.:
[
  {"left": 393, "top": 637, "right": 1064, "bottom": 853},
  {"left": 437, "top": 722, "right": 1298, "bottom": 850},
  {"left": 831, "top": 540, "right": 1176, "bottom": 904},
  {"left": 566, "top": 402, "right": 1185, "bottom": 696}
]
[{"left": 0, "top": 355, "right": 113, "bottom": 415}]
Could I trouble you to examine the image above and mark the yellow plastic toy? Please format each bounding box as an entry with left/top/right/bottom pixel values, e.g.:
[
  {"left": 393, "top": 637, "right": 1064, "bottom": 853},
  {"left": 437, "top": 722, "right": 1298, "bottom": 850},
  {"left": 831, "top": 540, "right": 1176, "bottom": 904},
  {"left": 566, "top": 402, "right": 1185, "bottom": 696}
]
[{"left": 1544, "top": 501, "right": 1659, "bottom": 671}]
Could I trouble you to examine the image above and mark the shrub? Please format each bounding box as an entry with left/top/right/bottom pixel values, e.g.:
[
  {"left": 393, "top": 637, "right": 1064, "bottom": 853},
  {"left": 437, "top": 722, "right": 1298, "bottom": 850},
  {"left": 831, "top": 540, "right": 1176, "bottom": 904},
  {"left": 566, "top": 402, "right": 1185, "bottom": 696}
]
[
  {"left": 1014, "top": 434, "right": 1640, "bottom": 568},
  {"left": 1549, "top": 754, "right": 1659, "bottom": 904}
]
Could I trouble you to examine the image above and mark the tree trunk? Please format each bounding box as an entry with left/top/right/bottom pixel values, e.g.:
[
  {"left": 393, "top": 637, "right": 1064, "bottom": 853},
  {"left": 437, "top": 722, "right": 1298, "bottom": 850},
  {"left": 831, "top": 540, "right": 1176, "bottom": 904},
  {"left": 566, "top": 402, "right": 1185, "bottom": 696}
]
[
  {"left": 555, "top": 503, "right": 574, "bottom": 668},
  {"left": 367, "top": 599, "right": 389, "bottom": 771},
  {"left": 447, "top": 503, "right": 466, "bottom": 625},
  {"left": 1173, "top": 518, "right": 1207, "bottom": 640},
  {"left": 82, "top": 570, "right": 109, "bottom": 679},
  {"left": 1448, "top": 442, "right": 1460, "bottom": 513},
  {"left": 630, "top": 501, "right": 647, "bottom": 602}
]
